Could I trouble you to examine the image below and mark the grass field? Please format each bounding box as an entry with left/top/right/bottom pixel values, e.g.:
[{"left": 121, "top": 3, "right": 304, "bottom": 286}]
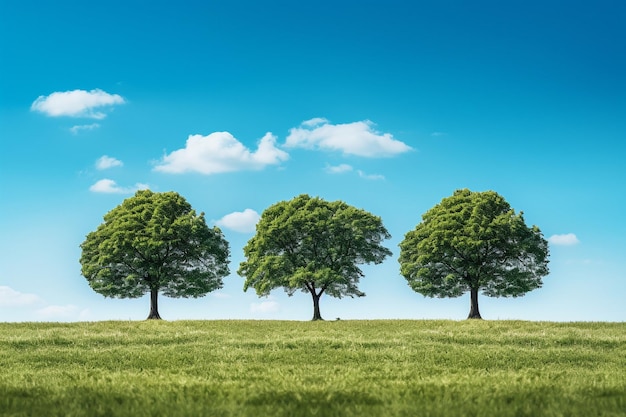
[{"left": 0, "top": 320, "right": 624, "bottom": 417}]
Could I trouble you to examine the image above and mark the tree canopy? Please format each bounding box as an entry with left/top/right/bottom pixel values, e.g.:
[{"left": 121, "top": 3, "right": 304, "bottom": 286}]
[
  {"left": 398, "top": 189, "right": 549, "bottom": 319},
  {"left": 238, "top": 194, "right": 392, "bottom": 320},
  {"left": 80, "top": 190, "right": 230, "bottom": 319}
]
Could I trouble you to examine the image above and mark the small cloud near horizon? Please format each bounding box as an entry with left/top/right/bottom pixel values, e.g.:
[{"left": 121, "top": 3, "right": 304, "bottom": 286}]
[
  {"left": 35, "top": 304, "right": 91, "bottom": 320},
  {"left": 89, "top": 179, "right": 149, "bottom": 194},
  {"left": 250, "top": 299, "right": 280, "bottom": 314},
  {"left": 0, "top": 286, "right": 43, "bottom": 307}
]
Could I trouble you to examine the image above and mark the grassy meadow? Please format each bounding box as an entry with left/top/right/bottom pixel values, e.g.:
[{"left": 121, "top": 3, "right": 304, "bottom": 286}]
[{"left": 0, "top": 320, "right": 624, "bottom": 417}]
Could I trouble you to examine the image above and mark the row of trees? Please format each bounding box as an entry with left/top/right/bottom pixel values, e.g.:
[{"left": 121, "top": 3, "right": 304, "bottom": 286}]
[{"left": 80, "top": 189, "right": 549, "bottom": 320}]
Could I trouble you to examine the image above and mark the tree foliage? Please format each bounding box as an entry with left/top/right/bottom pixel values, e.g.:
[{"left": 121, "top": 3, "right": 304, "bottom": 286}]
[
  {"left": 238, "top": 194, "right": 392, "bottom": 320},
  {"left": 80, "top": 190, "right": 230, "bottom": 319},
  {"left": 398, "top": 189, "right": 549, "bottom": 319}
]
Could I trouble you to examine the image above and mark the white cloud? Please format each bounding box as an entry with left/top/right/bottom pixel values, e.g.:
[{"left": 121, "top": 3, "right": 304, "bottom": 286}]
[
  {"left": 325, "top": 164, "right": 384, "bottom": 179},
  {"left": 212, "top": 292, "right": 232, "bottom": 299},
  {"left": 31, "top": 89, "right": 125, "bottom": 119},
  {"left": 548, "top": 233, "right": 580, "bottom": 246},
  {"left": 250, "top": 300, "right": 280, "bottom": 314},
  {"left": 215, "top": 209, "right": 260, "bottom": 233},
  {"left": 285, "top": 118, "right": 412, "bottom": 157},
  {"left": 0, "top": 286, "right": 42, "bottom": 307},
  {"left": 154, "top": 132, "right": 289, "bottom": 174},
  {"left": 35, "top": 304, "right": 90, "bottom": 320},
  {"left": 325, "top": 164, "right": 353, "bottom": 174},
  {"left": 89, "top": 179, "right": 149, "bottom": 194},
  {"left": 302, "top": 117, "right": 329, "bottom": 127},
  {"left": 36, "top": 304, "right": 78, "bottom": 317},
  {"left": 431, "top": 131, "right": 446, "bottom": 137},
  {"left": 358, "top": 170, "right": 385, "bottom": 180},
  {"left": 70, "top": 123, "right": 100, "bottom": 134},
  {"left": 96, "top": 155, "right": 123, "bottom": 170}
]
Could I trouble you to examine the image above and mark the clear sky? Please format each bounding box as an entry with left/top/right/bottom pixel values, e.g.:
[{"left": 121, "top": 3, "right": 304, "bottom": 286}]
[{"left": 1, "top": 0, "right": 625, "bottom": 322}]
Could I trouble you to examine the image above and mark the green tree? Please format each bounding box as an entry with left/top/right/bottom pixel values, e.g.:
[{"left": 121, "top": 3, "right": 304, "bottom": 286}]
[
  {"left": 398, "top": 189, "right": 549, "bottom": 319},
  {"left": 80, "top": 190, "right": 230, "bottom": 319},
  {"left": 239, "top": 194, "right": 392, "bottom": 320}
]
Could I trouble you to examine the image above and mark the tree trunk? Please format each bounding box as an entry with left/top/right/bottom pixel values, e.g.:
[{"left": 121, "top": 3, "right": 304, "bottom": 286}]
[
  {"left": 146, "top": 287, "right": 162, "bottom": 320},
  {"left": 467, "top": 287, "right": 482, "bottom": 319},
  {"left": 311, "top": 292, "right": 323, "bottom": 321}
]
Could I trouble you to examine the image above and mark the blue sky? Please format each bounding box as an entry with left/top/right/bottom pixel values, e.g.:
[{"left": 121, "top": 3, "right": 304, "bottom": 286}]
[{"left": 1, "top": 0, "right": 625, "bottom": 322}]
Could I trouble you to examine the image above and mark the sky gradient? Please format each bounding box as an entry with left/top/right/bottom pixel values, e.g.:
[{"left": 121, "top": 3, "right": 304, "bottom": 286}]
[{"left": 1, "top": 0, "right": 625, "bottom": 322}]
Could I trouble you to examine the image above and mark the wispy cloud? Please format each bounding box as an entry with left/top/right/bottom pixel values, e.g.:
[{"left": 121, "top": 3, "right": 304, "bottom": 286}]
[
  {"left": 250, "top": 299, "right": 280, "bottom": 314},
  {"left": 154, "top": 132, "right": 288, "bottom": 174},
  {"left": 286, "top": 118, "right": 412, "bottom": 157},
  {"left": 325, "top": 164, "right": 353, "bottom": 174},
  {"left": 212, "top": 292, "right": 232, "bottom": 299},
  {"left": 0, "top": 286, "right": 42, "bottom": 307},
  {"left": 431, "top": 131, "right": 446, "bottom": 137},
  {"left": 548, "top": 233, "right": 580, "bottom": 246},
  {"left": 35, "top": 304, "right": 91, "bottom": 320},
  {"left": 70, "top": 123, "right": 100, "bottom": 134},
  {"left": 0, "top": 286, "right": 92, "bottom": 321},
  {"left": 325, "top": 164, "right": 384, "bottom": 180},
  {"left": 358, "top": 170, "right": 385, "bottom": 180},
  {"left": 301, "top": 117, "right": 328, "bottom": 127},
  {"left": 95, "top": 155, "right": 123, "bottom": 170},
  {"left": 31, "top": 89, "right": 125, "bottom": 119},
  {"left": 89, "top": 179, "right": 149, "bottom": 194},
  {"left": 215, "top": 209, "right": 260, "bottom": 233}
]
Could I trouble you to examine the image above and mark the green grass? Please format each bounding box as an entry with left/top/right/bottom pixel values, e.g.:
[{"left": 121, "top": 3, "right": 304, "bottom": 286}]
[{"left": 0, "top": 320, "right": 624, "bottom": 417}]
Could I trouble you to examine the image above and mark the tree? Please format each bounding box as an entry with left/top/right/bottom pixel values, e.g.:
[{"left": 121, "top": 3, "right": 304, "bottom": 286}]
[
  {"left": 398, "top": 189, "right": 549, "bottom": 319},
  {"left": 238, "top": 194, "right": 392, "bottom": 320},
  {"left": 80, "top": 190, "right": 230, "bottom": 319}
]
